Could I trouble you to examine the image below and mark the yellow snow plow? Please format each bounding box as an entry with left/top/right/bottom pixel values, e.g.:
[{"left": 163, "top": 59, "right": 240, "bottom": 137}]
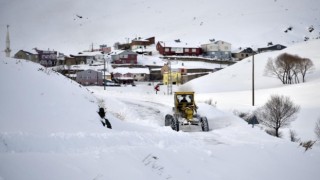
[{"left": 165, "top": 92, "right": 209, "bottom": 132}]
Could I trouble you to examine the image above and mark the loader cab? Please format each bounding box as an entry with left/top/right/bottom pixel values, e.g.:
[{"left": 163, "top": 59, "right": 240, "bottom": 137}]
[{"left": 174, "top": 92, "right": 195, "bottom": 112}]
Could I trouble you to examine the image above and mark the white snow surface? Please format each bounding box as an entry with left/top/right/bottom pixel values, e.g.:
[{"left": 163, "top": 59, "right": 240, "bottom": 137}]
[{"left": 1, "top": 40, "right": 320, "bottom": 180}]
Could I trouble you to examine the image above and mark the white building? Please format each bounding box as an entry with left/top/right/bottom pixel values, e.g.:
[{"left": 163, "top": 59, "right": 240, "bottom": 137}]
[
  {"left": 201, "top": 40, "right": 232, "bottom": 60},
  {"left": 112, "top": 67, "right": 150, "bottom": 82}
]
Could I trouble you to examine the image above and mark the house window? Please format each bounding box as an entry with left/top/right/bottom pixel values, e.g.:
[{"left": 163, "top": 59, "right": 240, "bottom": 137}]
[
  {"left": 165, "top": 48, "right": 170, "bottom": 52},
  {"left": 192, "top": 49, "right": 196, "bottom": 52},
  {"left": 185, "top": 48, "right": 189, "bottom": 52}
]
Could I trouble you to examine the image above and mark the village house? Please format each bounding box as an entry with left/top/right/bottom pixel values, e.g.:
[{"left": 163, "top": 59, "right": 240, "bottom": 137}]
[
  {"left": 111, "top": 50, "right": 138, "bottom": 64},
  {"left": 112, "top": 67, "right": 150, "bottom": 84},
  {"left": 156, "top": 39, "right": 202, "bottom": 56},
  {"left": 201, "top": 40, "right": 232, "bottom": 60},
  {"left": 14, "top": 49, "right": 39, "bottom": 63},
  {"left": 232, "top": 47, "right": 256, "bottom": 61},
  {"left": 257, "top": 44, "right": 286, "bottom": 53},
  {"left": 131, "top": 37, "right": 155, "bottom": 55},
  {"left": 64, "top": 56, "right": 78, "bottom": 66},
  {"left": 56, "top": 52, "right": 66, "bottom": 65},
  {"left": 162, "top": 69, "right": 182, "bottom": 85},
  {"left": 131, "top": 37, "right": 155, "bottom": 50},
  {"left": 70, "top": 51, "right": 104, "bottom": 65},
  {"left": 76, "top": 69, "right": 103, "bottom": 86},
  {"left": 98, "top": 44, "right": 112, "bottom": 54},
  {"left": 34, "top": 48, "right": 58, "bottom": 67}
]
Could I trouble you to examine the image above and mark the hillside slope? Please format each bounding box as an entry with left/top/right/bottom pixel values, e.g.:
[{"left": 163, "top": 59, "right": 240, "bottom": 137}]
[
  {"left": 184, "top": 39, "right": 320, "bottom": 93},
  {"left": 183, "top": 39, "right": 320, "bottom": 140}
]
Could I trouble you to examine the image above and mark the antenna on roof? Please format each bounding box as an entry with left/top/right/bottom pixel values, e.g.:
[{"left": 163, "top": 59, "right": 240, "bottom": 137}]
[
  {"left": 174, "top": 39, "right": 181, "bottom": 43},
  {"left": 209, "top": 39, "right": 215, "bottom": 42}
]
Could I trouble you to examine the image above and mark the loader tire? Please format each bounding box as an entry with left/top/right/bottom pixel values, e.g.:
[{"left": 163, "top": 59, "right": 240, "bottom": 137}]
[
  {"left": 171, "top": 116, "right": 179, "bottom": 131},
  {"left": 201, "top": 117, "right": 209, "bottom": 132},
  {"left": 165, "top": 114, "right": 173, "bottom": 126}
]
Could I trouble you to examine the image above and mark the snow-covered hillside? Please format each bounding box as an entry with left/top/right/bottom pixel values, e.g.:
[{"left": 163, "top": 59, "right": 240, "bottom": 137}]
[
  {"left": 182, "top": 39, "right": 320, "bottom": 140},
  {"left": 1, "top": 0, "right": 319, "bottom": 54},
  {"left": 1, "top": 40, "right": 320, "bottom": 179}
]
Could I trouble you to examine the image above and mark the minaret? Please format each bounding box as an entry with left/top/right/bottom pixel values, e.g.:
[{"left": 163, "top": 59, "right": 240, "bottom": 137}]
[{"left": 4, "top": 25, "right": 11, "bottom": 57}]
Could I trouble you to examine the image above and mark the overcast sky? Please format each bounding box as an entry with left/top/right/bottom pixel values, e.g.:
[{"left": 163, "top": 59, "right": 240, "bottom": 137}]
[{"left": 1, "top": 0, "right": 319, "bottom": 55}]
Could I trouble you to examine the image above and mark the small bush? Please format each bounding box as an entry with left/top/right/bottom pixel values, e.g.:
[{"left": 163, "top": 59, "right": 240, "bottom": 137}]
[
  {"left": 289, "top": 129, "right": 300, "bottom": 142},
  {"left": 233, "top": 110, "right": 252, "bottom": 123},
  {"left": 299, "top": 140, "right": 316, "bottom": 151}
]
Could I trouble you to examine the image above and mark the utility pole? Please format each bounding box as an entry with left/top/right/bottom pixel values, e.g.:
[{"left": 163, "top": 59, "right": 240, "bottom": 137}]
[
  {"left": 252, "top": 52, "right": 255, "bottom": 106},
  {"left": 103, "top": 54, "right": 106, "bottom": 90},
  {"left": 167, "top": 59, "right": 172, "bottom": 95},
  {"left": 5, "top": 25, "right": 11, "bottom": 57}
]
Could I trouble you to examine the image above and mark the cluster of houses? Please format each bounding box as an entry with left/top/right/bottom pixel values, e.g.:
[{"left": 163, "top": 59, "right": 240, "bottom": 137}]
[{"left": 13, "top": 36, "right": 287, "bottom": 86}]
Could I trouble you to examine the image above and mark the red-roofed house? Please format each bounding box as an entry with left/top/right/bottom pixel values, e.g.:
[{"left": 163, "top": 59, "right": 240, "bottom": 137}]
[{"left": 156, "top": 40, "right": 202, "bottom": 56}]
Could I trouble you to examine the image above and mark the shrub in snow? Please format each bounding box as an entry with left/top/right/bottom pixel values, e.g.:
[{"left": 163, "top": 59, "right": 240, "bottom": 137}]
[
  {"left": 300, "top": 140, "right": 316, "bottom": 151},
  {"left": 289, "top": 129, "right": 300, "bottom": 142},
  {"left": 233, "top": 110, "right": 252, "bottom": 123},
  {"left": 308, "top": 25, "right": 314, "bottom": 33}
]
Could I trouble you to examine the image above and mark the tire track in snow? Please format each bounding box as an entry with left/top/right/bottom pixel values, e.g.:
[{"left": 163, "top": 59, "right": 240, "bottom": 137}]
[
  {"left": 121, "top": 100, "right": 168, "bottom": 126},
  {"left": 121, "top": 100, "right": 224, "bottom": 146}
]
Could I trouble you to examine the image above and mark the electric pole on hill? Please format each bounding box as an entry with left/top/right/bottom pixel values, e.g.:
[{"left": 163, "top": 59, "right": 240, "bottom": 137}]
[
  {"left": 167, "top": 59, "right": 172, "bottom": 95},
  {"left": 252, "top": 52, "right": 255, "bottom": 106}
]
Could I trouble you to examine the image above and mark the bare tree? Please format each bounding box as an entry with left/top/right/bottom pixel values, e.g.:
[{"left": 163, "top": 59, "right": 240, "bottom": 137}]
[
  {"left": 264, "top": 53, "right": 314, "bottom": 84},
  {"left": 256, "top": 95, "right": 300, "bottom": 137},
  {"left": 297, "top": 58, "right": 314, "bottom": 82},
  {"left": 265, "top": 58, "right": 285, "bottom": 84},
  {"left": 315, "top": 118, "right": 320, "bottom": 140}
]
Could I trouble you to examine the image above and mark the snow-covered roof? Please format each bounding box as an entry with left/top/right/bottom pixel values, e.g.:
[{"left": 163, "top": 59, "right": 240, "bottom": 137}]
[
  {"left": 110, "top": 50, "right": 137, "bottom": 55},
  {"left": 21, "top": 49, "right": 38, "bottom": 55},
  {"left": 158, "top": 41, "right": 200, "bottom": 48},
  {"left": 112, "top": 67, "right": 150, "bottom": 74},
  {"left": 202, "top": 40, "right": 231, "bottom": 46},
  {"left": 72, "top": 51, "right": 103, "bottom": 57},
  {"left": 132, "top": 38, "right": 149, "bottom": 42}
]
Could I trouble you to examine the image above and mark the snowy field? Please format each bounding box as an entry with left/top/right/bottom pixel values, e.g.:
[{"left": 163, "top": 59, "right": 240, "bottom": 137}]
[{"left": 1, "top": 40, "right": 320, "bottom": 180}]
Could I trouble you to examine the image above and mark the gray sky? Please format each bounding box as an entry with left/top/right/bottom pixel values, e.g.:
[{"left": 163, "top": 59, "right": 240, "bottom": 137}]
[{"left": 1, "top": 0, "right": 319, "bottom": 55}]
